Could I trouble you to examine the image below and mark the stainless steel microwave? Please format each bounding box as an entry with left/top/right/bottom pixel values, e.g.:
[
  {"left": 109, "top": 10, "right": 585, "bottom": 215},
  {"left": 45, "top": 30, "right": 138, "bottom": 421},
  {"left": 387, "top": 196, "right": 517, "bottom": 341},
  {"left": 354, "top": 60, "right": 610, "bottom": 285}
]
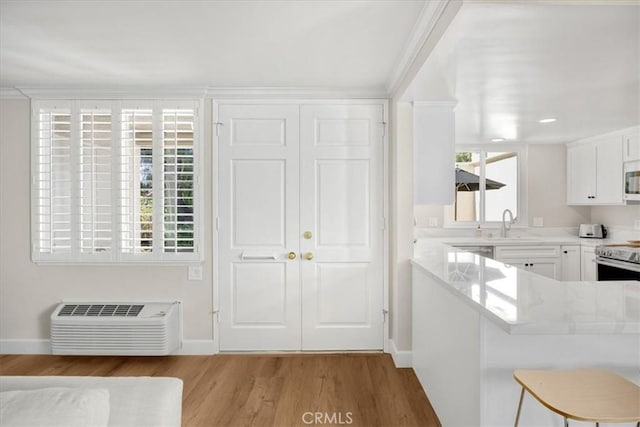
[{"left": 624, "top": 160, "right": 640, "bottom": 201}]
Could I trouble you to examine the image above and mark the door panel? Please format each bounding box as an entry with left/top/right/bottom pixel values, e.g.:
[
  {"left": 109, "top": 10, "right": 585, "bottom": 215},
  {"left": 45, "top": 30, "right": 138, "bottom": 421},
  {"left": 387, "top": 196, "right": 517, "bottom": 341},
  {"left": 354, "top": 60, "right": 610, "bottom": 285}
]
[
  {"left": 218, "top": 104, "right": 300, "bottom": 351},
  {"left": 316, "top": 160, "right": 370, "bottom": 247},
  {"left": 300, "top": 104, "right": 384, "bottom": 350},
  {"left": 231, "top": 160, "right": 285, "bottom": 247},
  {"left": 315, "top": 263, "right": 369, "bottom": 324}
]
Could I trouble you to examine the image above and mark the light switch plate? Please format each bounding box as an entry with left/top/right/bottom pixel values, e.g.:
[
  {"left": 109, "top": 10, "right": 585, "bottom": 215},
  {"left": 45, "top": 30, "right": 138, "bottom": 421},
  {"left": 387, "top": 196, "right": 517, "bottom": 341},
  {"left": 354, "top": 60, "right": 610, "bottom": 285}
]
[
  {"left": 634, "top": 219, "right": 640, "bottom": 230},
  {"left": 533, "top": 217, "right": 544, "bottom": 227},
  {"left": 188, "top": 264, "right": 203, "bottom": 281}
]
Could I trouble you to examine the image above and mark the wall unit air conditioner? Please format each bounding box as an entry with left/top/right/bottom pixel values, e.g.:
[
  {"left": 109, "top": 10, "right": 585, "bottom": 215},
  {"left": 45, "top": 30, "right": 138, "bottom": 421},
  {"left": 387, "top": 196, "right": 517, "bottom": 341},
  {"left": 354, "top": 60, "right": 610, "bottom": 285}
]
[{"left": 50, "top": 302, "right": 181, "bottom": 356}]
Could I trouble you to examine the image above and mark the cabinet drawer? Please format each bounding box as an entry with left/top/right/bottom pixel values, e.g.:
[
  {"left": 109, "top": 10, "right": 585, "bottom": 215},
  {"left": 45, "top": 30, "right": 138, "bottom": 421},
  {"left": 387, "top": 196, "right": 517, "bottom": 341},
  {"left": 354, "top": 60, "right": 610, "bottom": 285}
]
[{"left": 495, "top": 245, "right": 561, "bottom": 259}]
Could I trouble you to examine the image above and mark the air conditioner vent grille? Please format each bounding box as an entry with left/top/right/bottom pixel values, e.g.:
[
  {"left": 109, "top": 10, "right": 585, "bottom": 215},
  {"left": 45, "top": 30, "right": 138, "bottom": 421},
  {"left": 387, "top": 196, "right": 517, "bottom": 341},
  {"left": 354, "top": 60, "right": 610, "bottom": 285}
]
[{"left": 58, "top": 304, "right": 144, "bottom": 317}]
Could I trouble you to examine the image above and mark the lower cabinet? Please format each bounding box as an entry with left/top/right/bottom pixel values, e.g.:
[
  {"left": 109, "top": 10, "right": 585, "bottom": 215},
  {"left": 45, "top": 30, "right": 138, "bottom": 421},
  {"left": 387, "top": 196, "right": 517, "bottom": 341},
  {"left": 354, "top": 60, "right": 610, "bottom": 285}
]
[
  {"left": 495, "top": 245, "right": 561, "bottom": 280},
  {"left": 560, "top": 245, "right": 581, "bottom": 281},
  {"left": 581, "top": 246, "right": 598, "bottom": 281}
]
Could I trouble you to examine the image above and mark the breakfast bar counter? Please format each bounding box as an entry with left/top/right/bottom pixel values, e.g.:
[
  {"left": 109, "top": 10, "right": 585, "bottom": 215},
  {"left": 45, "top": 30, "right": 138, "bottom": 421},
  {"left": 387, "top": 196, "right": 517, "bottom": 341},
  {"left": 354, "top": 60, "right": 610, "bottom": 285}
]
[{"left": 411, "top": 243, "right": 640, "bottom": 427}]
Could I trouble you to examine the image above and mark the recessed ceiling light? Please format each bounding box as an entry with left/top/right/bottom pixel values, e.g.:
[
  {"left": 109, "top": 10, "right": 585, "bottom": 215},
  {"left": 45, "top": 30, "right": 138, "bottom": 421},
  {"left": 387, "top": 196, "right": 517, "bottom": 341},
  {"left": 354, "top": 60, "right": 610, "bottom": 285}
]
[
  {"left": 491, "top": 138, "right": 505, "bottom": 142},
  {"left": 539, "top": 118, "right": 557, "bottom": 124}
]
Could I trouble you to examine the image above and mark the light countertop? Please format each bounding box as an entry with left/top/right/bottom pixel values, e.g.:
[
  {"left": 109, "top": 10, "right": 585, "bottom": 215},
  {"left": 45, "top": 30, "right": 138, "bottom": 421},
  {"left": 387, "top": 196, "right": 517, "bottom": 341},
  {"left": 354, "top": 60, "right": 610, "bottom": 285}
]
[
  {"left": 430, "top": 236, "right": 612, "bottom": 247},
  {"left": 411, "top": 243, "right": 640, "bottom": 335}
]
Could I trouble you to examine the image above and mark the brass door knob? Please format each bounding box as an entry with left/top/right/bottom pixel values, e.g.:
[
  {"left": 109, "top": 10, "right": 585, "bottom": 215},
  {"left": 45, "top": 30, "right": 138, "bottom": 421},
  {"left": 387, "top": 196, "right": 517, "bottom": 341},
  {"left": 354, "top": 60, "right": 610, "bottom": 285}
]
[
  {"left": 304, "top": 252, "right": 314, "bottom": 261},
  {"left": 303, "top": 231, "right": 313, "bottom": 239},
  {"left": 288, "top": 252, "right": 297, "bottom": 260}
]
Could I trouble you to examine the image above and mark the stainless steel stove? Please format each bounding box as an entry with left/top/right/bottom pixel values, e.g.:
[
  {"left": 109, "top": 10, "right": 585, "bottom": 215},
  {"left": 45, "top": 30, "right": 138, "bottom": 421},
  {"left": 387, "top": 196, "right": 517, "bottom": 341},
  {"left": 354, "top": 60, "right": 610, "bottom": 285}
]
[{"left": 595, "top": 244, "right": 640, "bottom": 281}]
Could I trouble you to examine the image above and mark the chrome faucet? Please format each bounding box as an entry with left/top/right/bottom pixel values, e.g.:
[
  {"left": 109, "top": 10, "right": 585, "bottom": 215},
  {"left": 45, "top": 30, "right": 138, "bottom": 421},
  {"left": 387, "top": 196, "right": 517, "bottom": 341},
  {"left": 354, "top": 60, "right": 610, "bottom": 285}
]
[{"left": 501, "top": 209, "right": 514, "bottom": 238}]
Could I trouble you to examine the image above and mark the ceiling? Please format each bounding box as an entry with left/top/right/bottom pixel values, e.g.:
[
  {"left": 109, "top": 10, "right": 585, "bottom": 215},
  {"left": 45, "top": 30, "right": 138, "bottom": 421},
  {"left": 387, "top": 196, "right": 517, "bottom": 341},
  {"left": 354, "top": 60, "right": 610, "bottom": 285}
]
[
  {"left": 1, "top": 1, "right": 638, "bottom": 145},
  {"left": 403, "top": 2, "right": 640, "bottom": 144},
  {"left": 0, "top": 0, "right": 425, "bottom": 94}
]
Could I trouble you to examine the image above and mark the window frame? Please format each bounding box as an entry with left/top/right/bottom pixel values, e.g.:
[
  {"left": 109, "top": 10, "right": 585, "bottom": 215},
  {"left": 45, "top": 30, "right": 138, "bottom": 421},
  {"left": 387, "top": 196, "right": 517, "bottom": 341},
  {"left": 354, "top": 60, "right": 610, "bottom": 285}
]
[
  {"left": 30, "top": 99, "right": 204, "bottom": 264},
  {"left": 444, "top": 144, "right": 528, "bottom": 229}
]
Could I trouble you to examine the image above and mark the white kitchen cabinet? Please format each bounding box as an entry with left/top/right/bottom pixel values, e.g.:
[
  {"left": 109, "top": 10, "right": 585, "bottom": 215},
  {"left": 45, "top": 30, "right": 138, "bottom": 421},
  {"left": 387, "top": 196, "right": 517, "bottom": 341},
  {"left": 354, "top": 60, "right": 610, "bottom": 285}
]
[
  {"left": 623, "top": 127, "right": 640, "bottom": 162},
  {"left": 413, "top": 102, "right": 455, "bottom": 204},
  {"left": 495, "top": 245, "right": 561, "bottom": 280},
  {"left": 581, "top": 245, "right": 597, "bottom": 281},
  {"left": 567, "top": 136, "right": 624, "bottom": 205},
  {"left": 560, "top": 245, "right": 581, "bottom": 281}
]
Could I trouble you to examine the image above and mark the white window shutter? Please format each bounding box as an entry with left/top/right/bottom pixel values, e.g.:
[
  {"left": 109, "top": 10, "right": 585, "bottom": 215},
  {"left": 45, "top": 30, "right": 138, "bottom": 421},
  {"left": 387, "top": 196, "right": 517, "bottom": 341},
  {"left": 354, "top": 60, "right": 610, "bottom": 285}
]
[
  {"left": 120, "top": 107, "right": 154, "bottom": 255},
  {"left": 162, "top": 107, "right": 196, "bottom": 254},
  {"left": 79, "top": 107, "right": 113, "bottom": 255},
  {"left": 32, "top": 99, "right": 201, "bottom": 263},
  {"left": 34, "top": 105, "right": 73, "bottom": 257}
]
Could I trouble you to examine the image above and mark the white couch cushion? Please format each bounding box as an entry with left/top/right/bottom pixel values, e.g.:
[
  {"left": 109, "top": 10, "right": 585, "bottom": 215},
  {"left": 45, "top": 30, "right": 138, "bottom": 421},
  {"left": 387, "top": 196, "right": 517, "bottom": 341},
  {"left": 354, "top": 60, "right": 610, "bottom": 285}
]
[
  {"left": 0, "top": 376, "right": 183, "bottom": 427},
  {"left": 0, "top": 387, "right": 110, "bottom": 427}
]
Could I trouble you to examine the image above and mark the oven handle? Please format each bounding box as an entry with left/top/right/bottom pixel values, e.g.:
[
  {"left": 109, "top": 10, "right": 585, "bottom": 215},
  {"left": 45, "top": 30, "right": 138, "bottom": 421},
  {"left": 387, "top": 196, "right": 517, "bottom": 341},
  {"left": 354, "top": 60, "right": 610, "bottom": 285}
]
[{"left": 596, "top": 257, "right": 640, "bottom": 273}]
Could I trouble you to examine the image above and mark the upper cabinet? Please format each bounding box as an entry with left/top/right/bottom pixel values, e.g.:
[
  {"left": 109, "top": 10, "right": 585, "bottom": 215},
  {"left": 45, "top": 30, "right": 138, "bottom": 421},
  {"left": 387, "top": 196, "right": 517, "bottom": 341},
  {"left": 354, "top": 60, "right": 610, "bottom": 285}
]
[
  {"left": 567, "top": 135, "right": 624, "bottom": 205},
  {"left": 623, "top": 127, "right": 640, "bottom": 162}
]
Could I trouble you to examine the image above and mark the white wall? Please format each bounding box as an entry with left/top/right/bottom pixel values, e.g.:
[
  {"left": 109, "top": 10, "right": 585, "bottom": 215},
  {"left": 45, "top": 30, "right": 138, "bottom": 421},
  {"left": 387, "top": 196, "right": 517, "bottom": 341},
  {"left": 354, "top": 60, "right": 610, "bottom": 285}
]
[
  {"left": 389, "top": 101, "right": 415, "bottom": 352},
  {"left": 0, "top": 99, "right": 215, "bottom": 351},
  {"left": 591, "top": 205, "right": 640, "bottom": 228},
  {"left": 527, "top": 144, "right": 591, "bottom": 227}
]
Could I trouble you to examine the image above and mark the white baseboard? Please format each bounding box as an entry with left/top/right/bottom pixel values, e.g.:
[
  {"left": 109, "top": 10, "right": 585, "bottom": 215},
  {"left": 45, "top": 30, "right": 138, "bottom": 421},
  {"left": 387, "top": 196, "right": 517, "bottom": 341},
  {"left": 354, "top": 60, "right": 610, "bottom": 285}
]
[
  {"left": 387, "top": 339, "right": 412, "bottom": 368},
  {"left": 0, "top": 339, "right": 217, "bottom": 356},
  {"left": 0, "top": 339, "right": 51, "bottom": 354},
  {"left": 176, "top": 340, "right": 217, "bottom": 355}
]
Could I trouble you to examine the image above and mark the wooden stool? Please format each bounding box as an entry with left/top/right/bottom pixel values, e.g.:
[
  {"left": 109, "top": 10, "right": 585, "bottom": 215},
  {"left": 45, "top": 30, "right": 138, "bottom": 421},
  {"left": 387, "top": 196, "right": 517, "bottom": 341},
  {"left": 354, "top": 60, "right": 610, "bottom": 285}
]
[{"left": 513, "top": 369, "right": 640, "bottom": 427}]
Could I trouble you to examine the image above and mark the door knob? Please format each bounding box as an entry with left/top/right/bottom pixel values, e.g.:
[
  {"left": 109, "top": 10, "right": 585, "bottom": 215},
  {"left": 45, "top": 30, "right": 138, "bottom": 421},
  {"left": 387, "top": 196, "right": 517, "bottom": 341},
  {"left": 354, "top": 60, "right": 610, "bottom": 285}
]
[
  {"left": 304, "top": 252, "right": 314, "bottom": 261},
  {"left": 288, "top": 252, "right": 297, "bottom": 260},
  {"left": 303, "top": 231, "right": 313, "bottom": 239}
]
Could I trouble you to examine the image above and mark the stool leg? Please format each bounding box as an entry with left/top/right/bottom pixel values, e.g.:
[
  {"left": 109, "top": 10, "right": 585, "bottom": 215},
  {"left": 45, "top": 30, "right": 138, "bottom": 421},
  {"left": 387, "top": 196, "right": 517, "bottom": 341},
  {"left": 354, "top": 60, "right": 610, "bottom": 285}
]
[{"left": 514, "top": 387, "right": 525, "bottom": 427}]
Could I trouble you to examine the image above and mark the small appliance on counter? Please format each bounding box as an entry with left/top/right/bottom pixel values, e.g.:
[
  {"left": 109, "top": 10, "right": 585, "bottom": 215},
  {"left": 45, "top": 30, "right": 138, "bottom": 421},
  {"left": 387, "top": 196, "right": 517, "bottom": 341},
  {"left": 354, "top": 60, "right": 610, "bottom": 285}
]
[{"left": 579, "top": 224, "right": 607, "bottom": 239}]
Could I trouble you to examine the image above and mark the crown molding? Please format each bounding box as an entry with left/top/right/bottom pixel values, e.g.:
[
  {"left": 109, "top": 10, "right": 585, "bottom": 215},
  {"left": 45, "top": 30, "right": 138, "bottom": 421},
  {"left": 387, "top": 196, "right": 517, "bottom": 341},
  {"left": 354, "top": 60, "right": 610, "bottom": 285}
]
[
  {"left": 205, "top": 86, "right": 389, "bottom": 99},
  {"left": 0, "top": 87, "right": 28, "bottom": 99},
  {"left": 16, "top": 87, "right": 208, "bottom": 99},
  {"left": 7, "top": 86, "right": 388, "bottom": 100},
  {"left": 385, "top": 0, "right": 451, "bottom": 96}
]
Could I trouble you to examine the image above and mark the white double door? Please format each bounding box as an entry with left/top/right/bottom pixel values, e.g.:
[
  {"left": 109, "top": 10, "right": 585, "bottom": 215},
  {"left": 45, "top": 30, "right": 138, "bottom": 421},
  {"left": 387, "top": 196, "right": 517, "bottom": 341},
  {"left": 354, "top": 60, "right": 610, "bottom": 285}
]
[{"left": 218, "top": 103, "right": 384, "bottom": 351}]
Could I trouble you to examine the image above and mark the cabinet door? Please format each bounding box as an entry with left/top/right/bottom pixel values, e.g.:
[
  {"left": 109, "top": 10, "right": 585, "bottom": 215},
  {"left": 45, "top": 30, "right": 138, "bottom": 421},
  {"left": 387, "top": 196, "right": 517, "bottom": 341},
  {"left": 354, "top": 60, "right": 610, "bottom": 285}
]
[
  {"left": 594, "top": 137, "right": 623, "bottom": 204},
  {"left": 567, "top": 144, "right": 595, "bottom": 204},
  {"left": 623, "top": 127, "right": 640, "bottom": 162},
  {"left": 560, "top": 245, "right": 581, "bottom": 281},
  {"left": 528, "top": 259, "right": 560, "bottom": 280},
  {"left": 581, "top": 246, "right": 597, "bottom": 281},
  {"left": 495, "top": 245, "right": 560, "bottom": 259}
]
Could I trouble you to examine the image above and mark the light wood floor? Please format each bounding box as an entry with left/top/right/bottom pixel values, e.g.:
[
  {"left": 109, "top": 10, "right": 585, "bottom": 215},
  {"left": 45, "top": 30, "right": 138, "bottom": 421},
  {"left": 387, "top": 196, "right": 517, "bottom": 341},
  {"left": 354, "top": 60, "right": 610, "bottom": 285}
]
[{"left": 0, "top": 353, "right": 440, "bottom": 427}]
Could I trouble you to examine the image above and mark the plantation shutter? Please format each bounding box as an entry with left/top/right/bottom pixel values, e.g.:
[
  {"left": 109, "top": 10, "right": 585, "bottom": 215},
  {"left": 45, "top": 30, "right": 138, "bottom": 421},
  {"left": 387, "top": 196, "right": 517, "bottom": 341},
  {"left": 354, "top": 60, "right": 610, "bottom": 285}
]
[
  {"left": 162, "top": 108, "right": 196, "bottom": 253},
  {"left": 79, "top": 105, "right": 113, "bottom": 255},
  {"left": 31, "top": 99, "right": 201, "bottom": 263},
  {"left": 33, "top": 103, "right": 73, "bottom": 258},
  {"left": 120, "top": 106, "right": 154, "bottom": 255}
]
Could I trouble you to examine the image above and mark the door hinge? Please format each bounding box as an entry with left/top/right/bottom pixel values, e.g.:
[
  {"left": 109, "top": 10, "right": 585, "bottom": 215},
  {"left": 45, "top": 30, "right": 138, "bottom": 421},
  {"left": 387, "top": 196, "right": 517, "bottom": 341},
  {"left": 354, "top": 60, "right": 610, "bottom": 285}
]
[
  {"left": 214, "top": 122, "right": 224, "bottom": 136},
  {"left": 381, "top": 121, "right": 387, "bottom": 138},
  {"left": 215, "top": 217, "right": 220, "bottom": 230},
  {"left": 380, "top": 217, "right": 387, "bottom": 230},
  {"left": 382, "top": 309, "right": 389, "bottom": 323}
]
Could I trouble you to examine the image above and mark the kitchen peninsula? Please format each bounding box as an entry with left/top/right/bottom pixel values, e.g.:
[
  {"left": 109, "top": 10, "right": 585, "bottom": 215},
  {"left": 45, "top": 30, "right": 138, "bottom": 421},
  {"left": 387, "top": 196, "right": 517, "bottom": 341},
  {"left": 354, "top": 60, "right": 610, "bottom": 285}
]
[{"left": 411, "top": 243, "right": 640, "bottom": 427}]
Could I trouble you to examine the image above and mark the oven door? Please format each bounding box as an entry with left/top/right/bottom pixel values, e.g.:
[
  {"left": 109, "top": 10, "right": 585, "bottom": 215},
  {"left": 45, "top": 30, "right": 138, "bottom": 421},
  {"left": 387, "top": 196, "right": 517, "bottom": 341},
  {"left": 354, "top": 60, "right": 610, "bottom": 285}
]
[{"left": 596, "top": 257, "right": 640, "bottom": 281}]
